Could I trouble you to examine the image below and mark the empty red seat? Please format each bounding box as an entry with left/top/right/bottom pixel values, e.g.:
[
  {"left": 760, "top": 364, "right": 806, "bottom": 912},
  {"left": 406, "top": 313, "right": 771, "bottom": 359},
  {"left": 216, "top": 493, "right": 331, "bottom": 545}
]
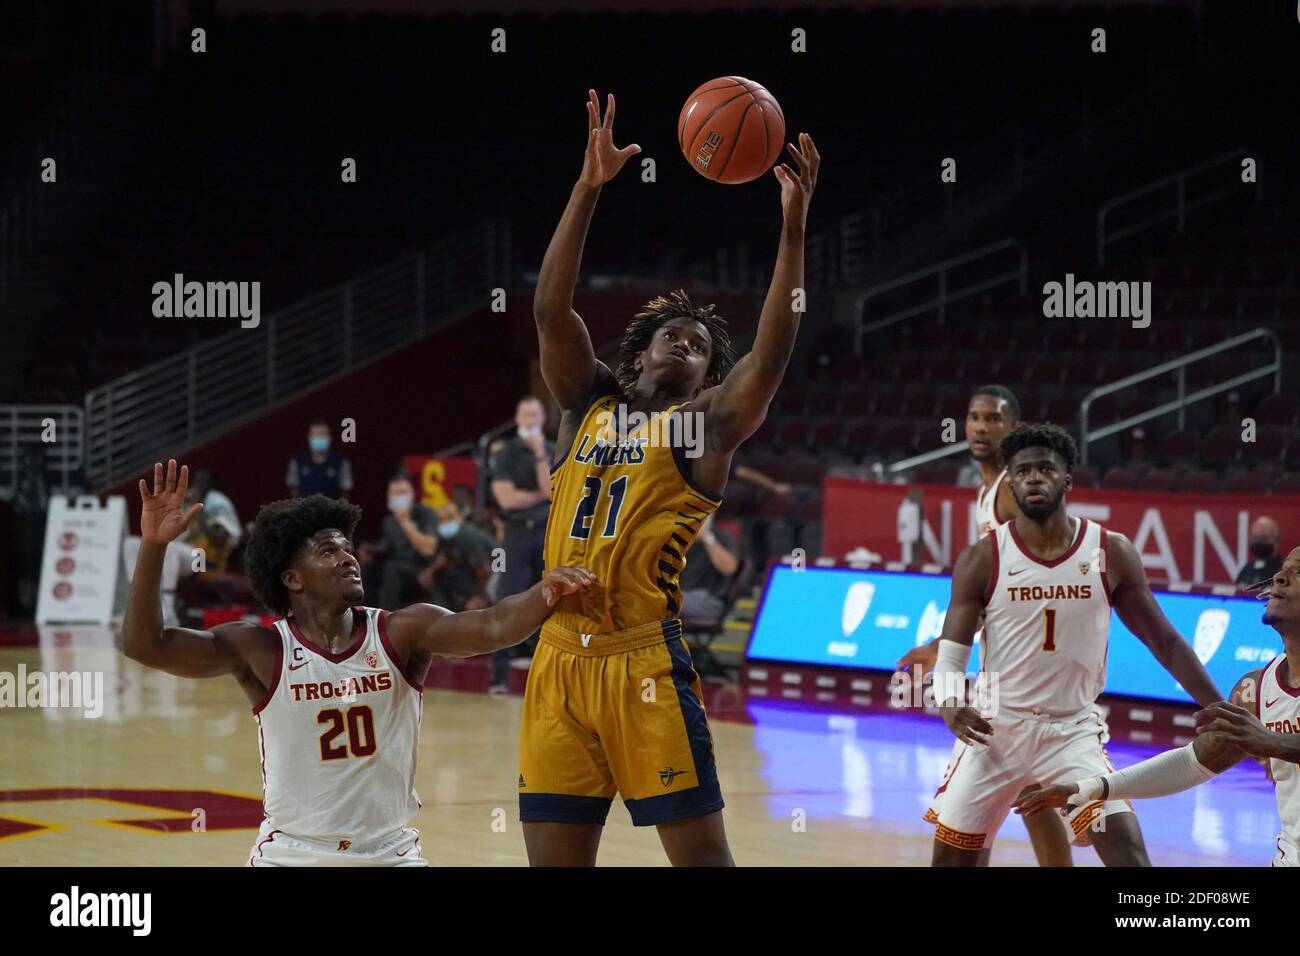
[
  {"left": 1256, "top": 393, "right": 1298, "bottom": 428},
  {"left": 1200, "top": 425, "right": 1242, "bottom": 469},
  {"left": 1157, "top": 428, "right": 1200, "bottom": 465}
]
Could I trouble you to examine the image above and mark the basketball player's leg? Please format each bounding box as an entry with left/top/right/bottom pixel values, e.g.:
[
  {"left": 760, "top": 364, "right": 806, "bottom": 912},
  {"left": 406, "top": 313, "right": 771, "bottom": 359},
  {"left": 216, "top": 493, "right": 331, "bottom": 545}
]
[
  {"left": 518, "top": 640, "right": 616, "bottom": 866},
  {"left": 1032, "top": 710, "right": 1150, "bottom": 867},
  {"left": 609, "top": 636, "right": 732, "bottom": 865},
  {"left": 927, "top": 741, "right": 1004, "bottom": 865},
  {"left": 931, "top": 718, "right": 1030, "bottom": 867},
  {"left": 1018, "top": 784, "right": 1074, "bottom": 867},
  {"left": 1086, "top": 811, "right": 1151, "bottom": 867},
  {"left": 522, "top": 822, "right": 603, "bottom": 867},
  {"left": 656, "top": 810, "right": 734, "bottom": 867}
]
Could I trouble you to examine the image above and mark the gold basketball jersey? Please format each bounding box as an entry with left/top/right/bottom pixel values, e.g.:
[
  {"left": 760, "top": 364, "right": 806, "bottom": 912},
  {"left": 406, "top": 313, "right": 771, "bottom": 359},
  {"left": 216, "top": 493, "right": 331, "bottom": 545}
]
[{"left": 543, "top": 393, "right": 721, "bottom": 633}]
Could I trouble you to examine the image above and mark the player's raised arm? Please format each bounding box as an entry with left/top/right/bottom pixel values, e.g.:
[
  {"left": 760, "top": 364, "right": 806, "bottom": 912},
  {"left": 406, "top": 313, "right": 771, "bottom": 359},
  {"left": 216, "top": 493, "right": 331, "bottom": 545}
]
[
  {"left": 699, "top": 133, "right": 818, "bottom": 452},
  {"left": 534, "top": 90, "right": 639, "bottom": 410},
  {"left": 934, "top": 538, "right": 994, "bottom": 745},
  {"left": 122, "top": 459, "right": 256, "bottom": 678},
  {"left": 389, "top": 567, "right": 597, "bottom": 659},
  {"left": 1105, "top": 531, "right": 1223, "bottom": 707}
]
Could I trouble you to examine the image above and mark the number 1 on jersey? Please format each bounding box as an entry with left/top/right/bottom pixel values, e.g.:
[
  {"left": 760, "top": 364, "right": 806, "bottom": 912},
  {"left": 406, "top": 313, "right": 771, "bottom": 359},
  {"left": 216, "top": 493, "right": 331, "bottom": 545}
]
[
  {"left": 569, "top": 475, "right": 629, "bottom": 539},
  {"left": 1042, "top": 607, "right": 1057, "bottom": 652}
]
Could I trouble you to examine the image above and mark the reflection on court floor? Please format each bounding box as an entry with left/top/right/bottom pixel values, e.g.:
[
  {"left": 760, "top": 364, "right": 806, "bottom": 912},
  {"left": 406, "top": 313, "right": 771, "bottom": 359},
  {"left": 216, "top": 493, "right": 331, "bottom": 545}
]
[{"left": 0, "top": 626, "right": 1279, "bottom": 866}]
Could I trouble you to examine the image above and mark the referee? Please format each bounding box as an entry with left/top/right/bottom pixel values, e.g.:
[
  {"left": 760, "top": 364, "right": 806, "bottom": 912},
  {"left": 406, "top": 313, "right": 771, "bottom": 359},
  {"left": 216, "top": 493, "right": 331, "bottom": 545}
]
[{"left": 487, "top": 396, "right": 554, "bottom": 694}]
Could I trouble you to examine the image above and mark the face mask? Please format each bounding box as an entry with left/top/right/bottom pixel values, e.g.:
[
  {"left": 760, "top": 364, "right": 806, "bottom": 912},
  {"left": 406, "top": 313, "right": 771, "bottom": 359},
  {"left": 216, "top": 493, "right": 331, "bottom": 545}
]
[
  {"left": 388, "top": 494, "right": 412, "bottom": 512},
  {"left": 309, "top": 435, "right": 330, "bottom": 454},
  {"left": 517, "top": 425, "right": 542, "bottom": 440},
  {"left": 1250, "top": 541, "right": 1274, "bottom": 559},
  {"left": 437, "top": 521, "right": 461, "bottom": 538}
]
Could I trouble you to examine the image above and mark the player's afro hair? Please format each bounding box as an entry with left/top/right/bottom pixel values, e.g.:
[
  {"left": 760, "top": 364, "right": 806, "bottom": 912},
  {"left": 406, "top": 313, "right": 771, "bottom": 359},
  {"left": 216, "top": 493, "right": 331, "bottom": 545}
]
[
  {"left": 616, "top": 289, "right": 737, "bottom": 394},
  {"left": 999, "top": 422, "right": 1079, "bottom": 473},
  {"left": 245, "top": 494, "right": 362, "bottom": 615}
]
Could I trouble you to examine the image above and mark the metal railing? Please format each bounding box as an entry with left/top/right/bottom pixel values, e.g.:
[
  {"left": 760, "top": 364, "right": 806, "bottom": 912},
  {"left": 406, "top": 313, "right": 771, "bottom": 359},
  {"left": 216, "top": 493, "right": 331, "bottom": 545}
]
[
  {"left": 887, "top": 440, "right": 969, "bottom": 476},
  {"left": 1096, "top": 148, "right": 1262, "bottom": 266},
  {"left": 1079, "top": 327, "right": 1281, "bottom": 465},
  {"left": 888, "top": 329, "right": 1283, "bottom": 472},
  {"left": 0, "top": 405, "right": 84, "bottom": 499},
  {"left": 839, "top": 79, "right": 1176, "bottom": 285},
  {"left": 852, "top": 238, "right": 1027, "bottom": 356},
  {"left": 84, "top": 220, "right": 511, "bottom": 488}
]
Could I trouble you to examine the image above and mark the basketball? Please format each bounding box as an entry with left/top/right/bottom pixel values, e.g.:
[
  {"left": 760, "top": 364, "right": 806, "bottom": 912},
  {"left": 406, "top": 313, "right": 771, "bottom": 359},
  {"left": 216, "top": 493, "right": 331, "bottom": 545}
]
[{"left": 678, "top": 76, "right": 785, "bottom": 184}]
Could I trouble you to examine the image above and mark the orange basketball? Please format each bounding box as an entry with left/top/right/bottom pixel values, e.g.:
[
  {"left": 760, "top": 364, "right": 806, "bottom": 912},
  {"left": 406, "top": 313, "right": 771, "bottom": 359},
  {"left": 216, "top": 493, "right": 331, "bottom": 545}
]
[{"left": 678, "top": 76, "right": 785, "bottom": 184}]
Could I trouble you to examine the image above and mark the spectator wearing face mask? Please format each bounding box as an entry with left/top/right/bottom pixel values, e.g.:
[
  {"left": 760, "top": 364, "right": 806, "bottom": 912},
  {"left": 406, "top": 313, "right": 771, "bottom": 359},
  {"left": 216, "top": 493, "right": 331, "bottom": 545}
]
[
  {"left": 1237, "top": 515, "right": 1284, "bottom": 590},
  {"left": 286, "top": 419, "right": 354, "bottom": 500},
  {"left": 359, "top": 474, "right": 440, "bottom": 610},
  {"left": 418, "top": 502, "right": 497, "bottom": 612},
  {"left": 451, "top": 483, "right": 501, "bottom": 541},
  {"left": 486, "top": 395, "right": 554, "bottom": 694}
]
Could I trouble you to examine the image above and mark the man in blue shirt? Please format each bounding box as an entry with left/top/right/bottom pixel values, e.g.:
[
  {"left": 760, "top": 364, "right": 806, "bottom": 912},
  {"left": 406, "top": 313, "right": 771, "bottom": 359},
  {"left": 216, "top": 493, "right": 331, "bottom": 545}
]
[{"left": 285, "top": 419, "right": 353, "bottom": 500}]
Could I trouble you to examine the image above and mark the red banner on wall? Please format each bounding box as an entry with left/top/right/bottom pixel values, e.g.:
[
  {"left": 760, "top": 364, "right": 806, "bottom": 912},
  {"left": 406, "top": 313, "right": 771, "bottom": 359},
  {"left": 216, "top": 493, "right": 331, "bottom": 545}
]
[
  {"left": 401, "top": 456, "right": 478, "bottom": 511},
  {"left": 824, "top": 476, "right": 1300, "bottom": 586}
]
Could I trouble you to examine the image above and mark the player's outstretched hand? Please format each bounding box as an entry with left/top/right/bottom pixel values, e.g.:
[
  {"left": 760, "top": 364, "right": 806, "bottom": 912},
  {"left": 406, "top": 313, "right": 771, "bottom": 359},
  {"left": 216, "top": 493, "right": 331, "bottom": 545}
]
[
  {"left": 541, "top": 567, "right": 598, "bottom": 607},
  {"left": 1013, "top": 783, "right": 1078, "bottom": 816},
  {"left": 1195, "top": 700, "right": 1276, "bottom": 760},
  {"left": 579, "top": 89, "right": 640, "bottom": 187},
  {"left": 941, "top": 704, "right": 993, "bottom": 746},
  {"left": 773, "top": 132, "right": 819, "bottom": 228},
  {"left": 137, "top": 459, "right": 203, "bottom": 546},
  {"left": 895, "top": 640, "right": 939, "bottom": 683}
]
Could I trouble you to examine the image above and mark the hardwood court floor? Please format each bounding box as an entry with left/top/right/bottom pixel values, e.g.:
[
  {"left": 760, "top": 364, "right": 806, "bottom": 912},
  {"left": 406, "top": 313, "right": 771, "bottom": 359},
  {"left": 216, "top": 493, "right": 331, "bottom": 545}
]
[{"left": 0, "top": 630, "right": 1276, "bottom": 866}]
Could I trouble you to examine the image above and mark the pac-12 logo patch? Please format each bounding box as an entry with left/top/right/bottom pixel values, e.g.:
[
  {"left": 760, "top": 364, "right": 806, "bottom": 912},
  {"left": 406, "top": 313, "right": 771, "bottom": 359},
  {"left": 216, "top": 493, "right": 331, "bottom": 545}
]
[
  {"left": 1193, "top": 609, "right": 1230, "bottom": 665},
  {"left": 365, "top": 651, "right": 380, "bottom": 669},
  {"left": 1078, "top": 561, "right": 1090, "bottom": 576}
]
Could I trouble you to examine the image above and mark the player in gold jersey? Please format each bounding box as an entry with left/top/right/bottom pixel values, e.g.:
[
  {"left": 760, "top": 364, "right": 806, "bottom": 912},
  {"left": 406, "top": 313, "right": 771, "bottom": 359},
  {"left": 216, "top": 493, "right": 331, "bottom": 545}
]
[{"left": 519, "top": 89, "right": 818, "bottom": 865}]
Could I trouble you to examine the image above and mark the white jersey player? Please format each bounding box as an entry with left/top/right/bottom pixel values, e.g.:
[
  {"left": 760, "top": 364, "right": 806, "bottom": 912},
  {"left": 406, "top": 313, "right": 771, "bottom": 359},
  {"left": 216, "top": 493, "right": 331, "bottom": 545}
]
[
  {"left": 1016, "top": 546, "right": 1300, "bottom": 867},
  {"left": 930, "top": 423, "right": 1224, "bottom": 867},
  {"left": 121, "top": 459, "right": 596, "bottom": 866},
  {"left": 901, "top": 387, "right": 1074, "bottom": 866}
]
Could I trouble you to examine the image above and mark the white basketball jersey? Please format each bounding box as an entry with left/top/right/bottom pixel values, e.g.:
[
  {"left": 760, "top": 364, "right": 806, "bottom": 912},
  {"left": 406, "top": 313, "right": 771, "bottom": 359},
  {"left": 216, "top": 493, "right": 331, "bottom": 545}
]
[
  {"left": 1257, "top": 655, "right": 1300, "bottom": 855},
  {"left": 975, "top": 469, "right": 1008, "bottom": 539},
  {"left": 254, "top": 607, "right": 422, "bottom": 844},
  {"left": 981, "top": 517, "right": 1112, "bottom": 716}
]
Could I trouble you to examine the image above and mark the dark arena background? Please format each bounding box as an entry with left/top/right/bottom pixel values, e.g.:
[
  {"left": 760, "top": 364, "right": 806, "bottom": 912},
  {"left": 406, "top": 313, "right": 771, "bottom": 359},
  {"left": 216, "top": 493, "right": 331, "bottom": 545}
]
[{"left": 1, "top": 0, "right": 1299, "bottom": 914}]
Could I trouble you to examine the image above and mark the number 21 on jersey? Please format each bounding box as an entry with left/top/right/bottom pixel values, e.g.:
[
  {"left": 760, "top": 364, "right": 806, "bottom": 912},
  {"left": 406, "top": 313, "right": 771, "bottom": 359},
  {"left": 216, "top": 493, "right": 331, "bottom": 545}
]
[{"left": 569, "top": 475, "right": 629, "bottom": 539}]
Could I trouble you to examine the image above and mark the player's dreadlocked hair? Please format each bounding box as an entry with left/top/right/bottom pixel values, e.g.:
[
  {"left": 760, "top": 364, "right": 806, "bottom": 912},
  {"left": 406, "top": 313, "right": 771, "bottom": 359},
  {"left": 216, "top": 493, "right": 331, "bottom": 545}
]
[
  {"left": 615, "top": 289, "right": 737, "bottom": 394},
  {"left": 245, "top": 494, "right": 362, "bottom": 615},
  {"left": 999, "top": 422, "right": 1079, "bottom": 473}
]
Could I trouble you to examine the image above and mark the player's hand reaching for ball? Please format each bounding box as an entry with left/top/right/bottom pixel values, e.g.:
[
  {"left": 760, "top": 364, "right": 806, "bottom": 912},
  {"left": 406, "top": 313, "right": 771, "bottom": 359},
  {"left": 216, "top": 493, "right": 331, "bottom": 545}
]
[
  {"left": 579, "top": 90, "right": 641, "bottom": 187},
  {"left": 541, "top": 567, "right": 598, "bottom": 607},
  {"left": 941, "top": 703, "right": 993, "bottom": 746},
  {"left": 1012, "top": 783, "right": 1079, "bottom": 817},
  {"left": 137, "top": 459, "right": 204, "bottom": 546},
  {"left": 773, "top": 132, "right": 819, "bottom": 228}
]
